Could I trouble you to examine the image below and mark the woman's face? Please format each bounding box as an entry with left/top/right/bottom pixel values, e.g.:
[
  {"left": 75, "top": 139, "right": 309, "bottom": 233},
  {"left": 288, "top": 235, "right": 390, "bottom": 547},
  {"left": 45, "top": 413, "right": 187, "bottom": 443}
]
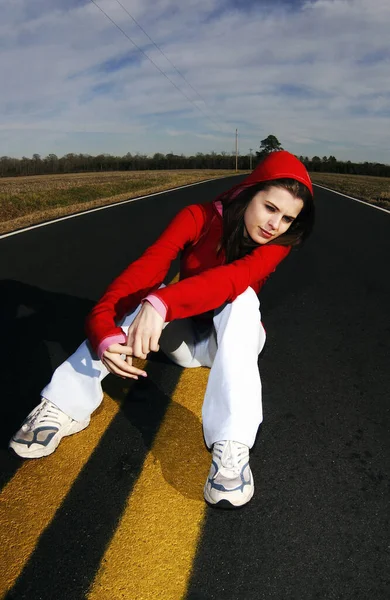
[{"left": 243, "top": 186, "right": 304, "bottom": 244}]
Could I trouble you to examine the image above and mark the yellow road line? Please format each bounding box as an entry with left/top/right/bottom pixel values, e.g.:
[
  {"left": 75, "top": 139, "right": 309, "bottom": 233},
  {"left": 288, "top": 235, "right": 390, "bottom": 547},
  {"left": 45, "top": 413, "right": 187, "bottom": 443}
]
[
  {"left": 88, "top": 366, "right": 210, "bottom": 600},
  {"left": 0, "top": 386, "right": 130, "bottom": 598}
]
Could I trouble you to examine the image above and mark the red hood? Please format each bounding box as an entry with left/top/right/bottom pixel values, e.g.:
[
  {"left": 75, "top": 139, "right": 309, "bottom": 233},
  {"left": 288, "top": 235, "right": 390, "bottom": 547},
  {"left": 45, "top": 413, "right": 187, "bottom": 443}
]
[{"left": 218, "top": 150, "right": 313, "bottom": 200}]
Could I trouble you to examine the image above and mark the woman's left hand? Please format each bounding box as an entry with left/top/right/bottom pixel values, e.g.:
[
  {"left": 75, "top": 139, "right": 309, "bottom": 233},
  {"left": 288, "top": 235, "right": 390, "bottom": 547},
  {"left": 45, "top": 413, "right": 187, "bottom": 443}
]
[{"left": 126, "top": 301, "right": 164, "bottom": 361}]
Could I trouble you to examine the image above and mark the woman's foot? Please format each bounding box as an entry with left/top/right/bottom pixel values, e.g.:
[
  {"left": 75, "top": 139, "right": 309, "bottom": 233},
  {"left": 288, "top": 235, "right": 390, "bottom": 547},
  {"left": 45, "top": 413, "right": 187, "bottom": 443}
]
[
  {"left": 204, "top": 440, "right": 254, "bottom": 508},
  {"left": 9, "top": 399, "right": 90, "bottom": 459}
]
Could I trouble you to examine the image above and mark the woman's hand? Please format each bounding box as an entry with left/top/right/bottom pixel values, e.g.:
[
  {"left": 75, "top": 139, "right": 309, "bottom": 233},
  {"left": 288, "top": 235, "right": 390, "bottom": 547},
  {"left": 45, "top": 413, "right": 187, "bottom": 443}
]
[
  {"left": 126, "top": 301, "right": 164, "bottom": 362},
  {"left": 102, "top": 343, "right": 147, "bottom": 379}
]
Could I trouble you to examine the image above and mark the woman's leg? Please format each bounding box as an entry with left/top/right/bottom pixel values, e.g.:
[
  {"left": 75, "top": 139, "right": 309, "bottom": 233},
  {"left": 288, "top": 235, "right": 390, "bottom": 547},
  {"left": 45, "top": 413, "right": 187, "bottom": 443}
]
[
  {"left": 159, "top": 318, "right": 216, "bottom": 369},
  {"left": 202, "top": 287, "right": 266, "bottom": 449},
  {"left": 160, "top": 288, "right": 265, "bottom": 450},
  {"left": 9, "top": 300, "right": 156, "bottom": 457},
  {"left": 41, "top": 302, "right": 144, "bottom": 422}
]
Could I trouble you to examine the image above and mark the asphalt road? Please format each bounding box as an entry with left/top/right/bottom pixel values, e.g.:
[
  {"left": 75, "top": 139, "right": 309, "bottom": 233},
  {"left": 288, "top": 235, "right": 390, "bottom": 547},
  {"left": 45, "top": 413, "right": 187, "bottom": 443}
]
[{"left": 1, "top": 176, "right": 389, "bottom": 600}]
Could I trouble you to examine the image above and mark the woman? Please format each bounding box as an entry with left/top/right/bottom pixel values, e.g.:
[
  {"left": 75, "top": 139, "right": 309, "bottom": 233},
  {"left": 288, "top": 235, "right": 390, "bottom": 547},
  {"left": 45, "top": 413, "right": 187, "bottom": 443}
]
[{"left": 10, "top": 150, "right": 314, "bottom": 509}]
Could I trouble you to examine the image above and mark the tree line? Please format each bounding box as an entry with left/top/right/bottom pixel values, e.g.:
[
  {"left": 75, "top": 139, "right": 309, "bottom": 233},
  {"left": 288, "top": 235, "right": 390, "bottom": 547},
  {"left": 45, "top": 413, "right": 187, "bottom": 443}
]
[
  {"left": 0, "top": 152, "right": 248, "bottom": 177},
  {"left": 1, "top": 134, "right": 389, "bottom": 178}
]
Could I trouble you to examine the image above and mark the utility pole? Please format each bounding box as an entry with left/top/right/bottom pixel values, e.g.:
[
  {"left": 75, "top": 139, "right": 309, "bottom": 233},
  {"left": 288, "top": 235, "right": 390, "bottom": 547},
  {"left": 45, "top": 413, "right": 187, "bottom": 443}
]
[
  {"left": 235, "top": 128, "right": 238, "bottom": 172},
  {"left": 249, "top": 148, "right": 253, "bottom": 170}
]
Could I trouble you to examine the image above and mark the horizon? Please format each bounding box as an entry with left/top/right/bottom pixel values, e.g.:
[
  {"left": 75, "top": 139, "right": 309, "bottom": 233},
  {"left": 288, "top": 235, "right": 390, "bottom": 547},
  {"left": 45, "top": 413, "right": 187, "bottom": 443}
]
[{"left": 3, "top": 150, "right": 390, "bottom": 167}]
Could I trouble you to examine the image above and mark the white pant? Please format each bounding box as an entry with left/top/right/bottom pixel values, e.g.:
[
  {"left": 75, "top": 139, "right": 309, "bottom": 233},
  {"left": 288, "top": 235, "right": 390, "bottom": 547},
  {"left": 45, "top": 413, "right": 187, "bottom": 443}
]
[{"left": 42, "top": 287, "right": 266, "bottom": 448}]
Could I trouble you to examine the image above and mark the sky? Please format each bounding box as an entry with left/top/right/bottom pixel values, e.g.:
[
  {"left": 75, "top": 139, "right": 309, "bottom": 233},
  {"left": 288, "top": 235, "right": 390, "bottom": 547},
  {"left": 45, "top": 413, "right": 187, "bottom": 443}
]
[{"left": 1, "top": 0, "right": 390, "bottom": 163}]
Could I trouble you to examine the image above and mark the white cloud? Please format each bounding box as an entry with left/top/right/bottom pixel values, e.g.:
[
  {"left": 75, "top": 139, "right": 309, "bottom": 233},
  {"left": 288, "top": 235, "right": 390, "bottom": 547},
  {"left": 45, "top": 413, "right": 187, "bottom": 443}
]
[{"left": 1, "top": 0, "right": 390, "bottom": 162}]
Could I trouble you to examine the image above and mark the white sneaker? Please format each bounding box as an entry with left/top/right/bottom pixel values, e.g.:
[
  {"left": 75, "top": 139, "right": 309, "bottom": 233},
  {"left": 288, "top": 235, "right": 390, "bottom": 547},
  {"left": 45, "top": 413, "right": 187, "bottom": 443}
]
[
  {"left": 204, "top": 440, "right": 254, "bottom": 508},
  {"left": 9, "top": 399, "right": 90, "bottom": 459}
]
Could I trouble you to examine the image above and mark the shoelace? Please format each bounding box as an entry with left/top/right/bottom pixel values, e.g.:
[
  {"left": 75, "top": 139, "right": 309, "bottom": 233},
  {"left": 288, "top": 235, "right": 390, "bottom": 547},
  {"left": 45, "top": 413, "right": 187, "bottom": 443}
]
[
  {"left": 215, "top": 441, "right": 249, "bottom": 473},
  {"left": 22, "top": 401, "right": 60, "bottom": 432}
]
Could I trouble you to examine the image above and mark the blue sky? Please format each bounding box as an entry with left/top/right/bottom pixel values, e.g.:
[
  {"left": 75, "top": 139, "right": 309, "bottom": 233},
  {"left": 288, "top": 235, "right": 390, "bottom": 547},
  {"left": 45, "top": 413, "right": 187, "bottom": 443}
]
[{"left": 1, "top": 0, "right": 390, "bottom": 163}]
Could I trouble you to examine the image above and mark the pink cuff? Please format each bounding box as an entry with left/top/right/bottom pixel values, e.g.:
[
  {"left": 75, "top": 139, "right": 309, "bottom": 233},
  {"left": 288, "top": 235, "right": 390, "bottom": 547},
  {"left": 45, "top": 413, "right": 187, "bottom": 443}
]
[
  {"left": 142, "top": 294, "right": 168, "bottom": 321},
  {"left": 214, "top": 200, "right": 223, "bottom": 215},
  {"left": 97, "top": 332, "right": 127, "bottom": 360}
]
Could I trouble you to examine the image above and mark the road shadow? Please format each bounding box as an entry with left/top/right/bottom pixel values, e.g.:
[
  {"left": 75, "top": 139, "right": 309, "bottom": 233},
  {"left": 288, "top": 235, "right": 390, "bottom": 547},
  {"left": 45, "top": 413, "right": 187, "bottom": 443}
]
[
  {"left": 1, "top": 279, "right": 94, "bottom": 433},
  {"left": 103, "top": 354, "right": 210, "bottom": 502},
  {"left": 149, "top": 398, "right": 211, "bottom": 501},
  {"left": 0, "top": 280, "right": 94, "bottom": 485}
]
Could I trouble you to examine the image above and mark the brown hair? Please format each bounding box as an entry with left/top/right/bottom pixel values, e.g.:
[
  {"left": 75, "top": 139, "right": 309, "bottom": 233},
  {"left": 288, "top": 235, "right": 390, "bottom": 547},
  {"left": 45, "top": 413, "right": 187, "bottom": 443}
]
[{"left": 219, "top": 179, "right": 314, "bottom": 264}]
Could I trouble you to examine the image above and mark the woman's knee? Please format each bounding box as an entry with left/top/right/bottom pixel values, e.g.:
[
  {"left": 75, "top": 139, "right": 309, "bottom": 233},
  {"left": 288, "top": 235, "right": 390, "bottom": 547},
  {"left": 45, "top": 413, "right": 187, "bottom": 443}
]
[
  {"left": 218, "top": 287, "right": 260, "bottom": 319},
  {"left": 159, "top": 319, "right": 200, "bottom": 368},
  {"left": 214, "top": 287, "right": 265, "bottom": 353},
  {"left": 232, "top": 287, "right": 260, "bottom": 310},
  {"left": 258, "top": 323, "right": 266, "bottom": 354}
]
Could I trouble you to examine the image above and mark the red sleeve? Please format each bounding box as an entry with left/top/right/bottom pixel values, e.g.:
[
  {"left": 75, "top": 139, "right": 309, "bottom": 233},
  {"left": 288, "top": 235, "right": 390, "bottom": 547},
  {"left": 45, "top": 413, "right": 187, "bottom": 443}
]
[
  {"left": 85, "top": 204, "right": 206, "bottom": 353},
  {"left": 153, "top": 244, "right": 291, "bottom": 321}
]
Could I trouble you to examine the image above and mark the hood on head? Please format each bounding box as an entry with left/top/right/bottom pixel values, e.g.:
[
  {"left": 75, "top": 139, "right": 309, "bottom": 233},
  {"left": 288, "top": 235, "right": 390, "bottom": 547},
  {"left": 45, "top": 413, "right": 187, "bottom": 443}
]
[{"left": 219, "top": 151, "right": 313, "bottom": 202}]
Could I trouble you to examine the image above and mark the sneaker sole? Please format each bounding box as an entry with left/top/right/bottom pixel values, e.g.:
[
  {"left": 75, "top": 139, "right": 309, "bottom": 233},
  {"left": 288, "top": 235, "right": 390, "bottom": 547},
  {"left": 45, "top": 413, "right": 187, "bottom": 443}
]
[
  {"left": 9, "top": 418, "right": 91, "bottom": 459},
  {"left": 204, "top": 498, "right": 248, "bottom": 510},
  {"left": 203, "top": 482, "right": 254, "bottom": 508}
]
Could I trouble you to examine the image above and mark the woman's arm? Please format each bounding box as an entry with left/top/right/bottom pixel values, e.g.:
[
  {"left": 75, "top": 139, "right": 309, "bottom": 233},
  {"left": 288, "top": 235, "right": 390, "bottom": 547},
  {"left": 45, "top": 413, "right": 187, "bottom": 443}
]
[
  {"left": 152, "top": 243, "right": 291, "bottom": 321},
  {"left": 111, "top": 245, "right": 289, "bottom": 366},
  {"left": 85, "top": 204, "right": 206, "bottom": 353}
]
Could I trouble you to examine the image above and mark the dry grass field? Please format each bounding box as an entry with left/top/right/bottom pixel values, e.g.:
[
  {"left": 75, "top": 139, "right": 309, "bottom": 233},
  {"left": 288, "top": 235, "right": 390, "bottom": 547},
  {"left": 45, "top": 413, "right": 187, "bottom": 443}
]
[
  {"left": 0, "top": 170, "right": 239, "bottom": 235},
  {"left": 0, "top": 169, "right": 389, "bottom": 235},
  {"left": 310, "top": 172, "right": 390, "bottom": 210}
]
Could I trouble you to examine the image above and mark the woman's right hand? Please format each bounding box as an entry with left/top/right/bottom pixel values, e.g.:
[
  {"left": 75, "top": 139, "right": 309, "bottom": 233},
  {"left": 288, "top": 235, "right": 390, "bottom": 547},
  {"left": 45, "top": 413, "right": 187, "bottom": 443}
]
[{"left": 102, "top": 343, "right": 147, "bottom": 380}]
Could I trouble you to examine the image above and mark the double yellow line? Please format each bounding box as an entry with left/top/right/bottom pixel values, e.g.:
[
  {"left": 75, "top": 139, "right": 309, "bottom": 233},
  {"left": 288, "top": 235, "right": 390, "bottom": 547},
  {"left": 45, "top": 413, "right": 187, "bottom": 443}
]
[{"left": 88, "top": 364, "right": 210, "bottom": 599}]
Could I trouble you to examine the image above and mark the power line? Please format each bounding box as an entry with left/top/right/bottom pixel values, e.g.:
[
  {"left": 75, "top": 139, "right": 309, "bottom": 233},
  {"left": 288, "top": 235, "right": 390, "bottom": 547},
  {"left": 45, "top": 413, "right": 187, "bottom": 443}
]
[
  {"left": 89, "top": 0, "right": 225, "bottom": 132},
  {"left": 113, "top": 0, "right": 228, "bottom": 129}
]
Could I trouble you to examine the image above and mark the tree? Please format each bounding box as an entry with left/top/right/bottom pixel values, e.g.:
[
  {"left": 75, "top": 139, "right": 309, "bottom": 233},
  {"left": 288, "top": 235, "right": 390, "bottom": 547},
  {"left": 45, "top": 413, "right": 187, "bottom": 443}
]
[
  {"left": 32, "top": 153, "right": 42, "bottom": 175},
  {"left": 45, "top": 153, "right": 59, "bottom": 174},
  {"left": 256, "top": 134, "right": 283, "bottom": 159}
]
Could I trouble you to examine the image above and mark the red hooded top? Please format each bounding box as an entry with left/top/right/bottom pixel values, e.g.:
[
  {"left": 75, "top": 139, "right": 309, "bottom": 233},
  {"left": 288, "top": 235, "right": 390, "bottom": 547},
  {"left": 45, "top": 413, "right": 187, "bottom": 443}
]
[
  {"left": 218, "top": 149, "right": 313, "bottom": 198},
  {"left": 85, "top": 151, "right": 313, "bottom": 357}
]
